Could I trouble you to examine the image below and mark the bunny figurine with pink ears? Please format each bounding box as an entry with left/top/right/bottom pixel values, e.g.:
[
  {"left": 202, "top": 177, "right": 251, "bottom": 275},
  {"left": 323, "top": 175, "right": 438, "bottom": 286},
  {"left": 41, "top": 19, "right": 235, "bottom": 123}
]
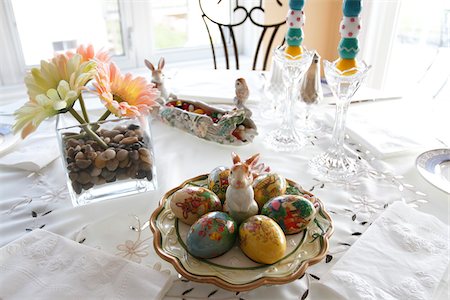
[{"left": 224, "top": 152, "right": 260, "bottom": 224}]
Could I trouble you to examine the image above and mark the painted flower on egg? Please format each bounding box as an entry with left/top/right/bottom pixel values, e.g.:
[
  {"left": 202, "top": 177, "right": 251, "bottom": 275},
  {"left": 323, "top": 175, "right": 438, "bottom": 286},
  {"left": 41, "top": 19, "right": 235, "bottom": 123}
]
[{"left": 261, "top": 195, "right": 317, "bottom": 235}]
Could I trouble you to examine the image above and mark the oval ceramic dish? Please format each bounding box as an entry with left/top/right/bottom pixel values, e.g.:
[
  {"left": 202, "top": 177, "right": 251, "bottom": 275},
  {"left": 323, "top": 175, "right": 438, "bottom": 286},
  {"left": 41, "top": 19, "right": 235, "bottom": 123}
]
[
  {"left": 158, "top": 99, "right": 257, "bottom": 145},
  {"left": 150, "top": 175, "right": 333, "bottom": 291}
]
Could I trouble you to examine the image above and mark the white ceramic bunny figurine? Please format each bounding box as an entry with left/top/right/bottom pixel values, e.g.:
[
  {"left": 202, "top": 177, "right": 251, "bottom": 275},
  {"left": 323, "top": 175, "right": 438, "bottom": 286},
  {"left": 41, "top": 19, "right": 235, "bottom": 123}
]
[
  {"left": 224, "top": 152, "right": 259, "bottom": 224},
  {"left": 144, "top": 57, "right": 176, "bottom": 104}
]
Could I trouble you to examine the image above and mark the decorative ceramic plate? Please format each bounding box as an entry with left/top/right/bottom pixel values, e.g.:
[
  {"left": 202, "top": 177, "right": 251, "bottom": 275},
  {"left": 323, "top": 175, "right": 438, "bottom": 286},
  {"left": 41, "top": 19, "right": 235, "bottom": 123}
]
[
  {"left": 416, "top": 148, "right": 450, "bottom": 194},
  {"left": 150, "top": 175, "right": 333, "bottom": 291}
]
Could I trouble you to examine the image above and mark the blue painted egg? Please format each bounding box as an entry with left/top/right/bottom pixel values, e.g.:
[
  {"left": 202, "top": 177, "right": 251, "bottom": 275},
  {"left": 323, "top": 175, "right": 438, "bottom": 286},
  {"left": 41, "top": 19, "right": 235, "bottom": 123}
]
[
  {"left": 261, "top": 195, "right": 317, "bottom": 234},
  {"left": 187, "top": 212, "right": 237, "bottom": 259}
]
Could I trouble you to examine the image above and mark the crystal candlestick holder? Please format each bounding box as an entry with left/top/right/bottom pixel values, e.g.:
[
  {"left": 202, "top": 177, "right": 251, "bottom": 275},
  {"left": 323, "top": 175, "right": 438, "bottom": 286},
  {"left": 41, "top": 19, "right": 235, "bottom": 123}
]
[
  {"left": 261, "top": 54, "right": 285, "bottom": 119},
  {"left": 309, "top": 59, "right": 371, "bottom": 181},
  {"left": 264, "top": 48, "right": 313, "bottom": 152}
]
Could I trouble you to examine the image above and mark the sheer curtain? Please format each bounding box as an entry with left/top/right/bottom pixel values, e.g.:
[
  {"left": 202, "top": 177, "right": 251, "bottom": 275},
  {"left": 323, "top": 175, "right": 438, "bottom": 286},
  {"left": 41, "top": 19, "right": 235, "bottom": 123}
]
[
  {"left": 360, "top": 0, "right": 449, "bottom": 99},
  {"left": 0, "top": 1, "right": 25, "bottom": 85},
  {"left": 384, "top": 0, "right": 450, "bottom": 99},
  {"left": 358, "top": 0, "right": 401, "bottom": 90}
]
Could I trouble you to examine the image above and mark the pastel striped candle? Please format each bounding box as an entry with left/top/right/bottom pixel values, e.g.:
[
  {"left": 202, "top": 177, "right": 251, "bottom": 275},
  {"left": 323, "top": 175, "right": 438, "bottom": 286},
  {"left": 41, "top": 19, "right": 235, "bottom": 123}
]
[
  {"left": 336, "top": 0, "right": 362, "bottom": 74},
  {"left": 285, "top": 0, "right": 306, "bottom": 58}
]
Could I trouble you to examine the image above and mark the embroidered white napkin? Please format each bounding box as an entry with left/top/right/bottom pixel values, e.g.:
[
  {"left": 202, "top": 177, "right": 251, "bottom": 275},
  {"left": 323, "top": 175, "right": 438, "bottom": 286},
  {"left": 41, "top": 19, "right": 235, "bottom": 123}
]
[
  {"left": 313, "top": 202, "right": 449, "bottom": 300},
  {"left": 0, "top": 229, "right": 172, "bottom": 300},
  {"left": 0, "top": 130, "right": 60, "bottom": 171}
]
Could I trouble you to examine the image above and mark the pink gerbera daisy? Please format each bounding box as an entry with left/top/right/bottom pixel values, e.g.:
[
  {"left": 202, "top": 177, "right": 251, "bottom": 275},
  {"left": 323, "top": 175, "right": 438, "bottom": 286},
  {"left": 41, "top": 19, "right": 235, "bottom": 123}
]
[{"left": 92, "top": 62, "right": 160, "bottom": 117}]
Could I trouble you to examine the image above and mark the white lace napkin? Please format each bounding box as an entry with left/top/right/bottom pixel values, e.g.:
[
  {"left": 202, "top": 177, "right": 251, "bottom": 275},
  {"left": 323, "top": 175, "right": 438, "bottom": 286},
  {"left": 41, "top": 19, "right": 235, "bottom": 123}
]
[
  {"left": 0, "top": 130, "right": 60, "bottom": 171},
  {"left": 0, "top": 229, "right": 172, "bottom": 299},
  {"left": 313, "top": 202, "right": 449, "bottom": 300}
]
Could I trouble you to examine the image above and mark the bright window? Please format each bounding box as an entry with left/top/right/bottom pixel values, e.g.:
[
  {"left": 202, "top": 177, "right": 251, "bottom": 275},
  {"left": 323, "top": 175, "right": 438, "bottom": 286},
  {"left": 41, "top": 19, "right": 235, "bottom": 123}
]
[
  {"left": 384, "top": 0, "right": 449, "bottom": 100},
  {"left": 0, "top": 0, "right": 233, "bottom": 86},
  {"left": 11, "top": 0, "right": 125, "bottom": 66},
  {"left": 151, "top": 0, "right": 229, "bottom": 50}
]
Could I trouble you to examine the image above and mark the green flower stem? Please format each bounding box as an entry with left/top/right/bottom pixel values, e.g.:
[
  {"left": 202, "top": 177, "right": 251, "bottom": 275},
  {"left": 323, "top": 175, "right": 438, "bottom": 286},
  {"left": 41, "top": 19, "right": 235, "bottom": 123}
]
[
  {"left": 98, "top": 110, "right": 111, "bottom": 122},
  {"left": 78, "top": 93, "right": 90, "bottom": 123},
  {"left": 83, "top": 124, "right": 109, "bottom": 149},
  {"left": 68, "top": 108, "right": 86, "bottom": 124},
  {"left": 68, "top": 108, "right": 108, "bottom": 149},
  {"left": 91, "top": 110, "right": 112, "bottom": 132}
]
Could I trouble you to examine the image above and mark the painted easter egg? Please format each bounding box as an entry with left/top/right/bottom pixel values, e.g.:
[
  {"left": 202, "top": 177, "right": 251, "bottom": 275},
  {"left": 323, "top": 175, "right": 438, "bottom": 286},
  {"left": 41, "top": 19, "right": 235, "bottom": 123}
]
[
  {"left": 285, "top": 45, "right": 303, "bottom": 58},
  {"left": 186, "top": 211, "right": 237, "bottom": 259},
  {"left": 286, "top": 10, "right": 305, "bottom": 29},
  {"left": 338, "top": 37, "right": 359, "bottom": 59},
  {"left": 170, "top": 186, "right": 222, "bottom": 225},
  {"left": 252, "top": 173, "right": 287, "bottom": 208},
  {"left": 339, "top": 16, "right": 361, "bottom": 39},
  {"left": 239, "top": 215, "right": 286, "bottom": 264},
  {"left": 289, "top": 0, "right": 305, "bottom": 10},
  {"left": 261, "top": 195, "right": 317, "bottom": 235},
  {"left": 343, "top": 0, "right": 361, "bottom": 17},
  {"left": 207, "top": 166, "right": 230, "bottom": 203},
  {"left": 286, "top": 28, "right": 303, "bottom": 47}
]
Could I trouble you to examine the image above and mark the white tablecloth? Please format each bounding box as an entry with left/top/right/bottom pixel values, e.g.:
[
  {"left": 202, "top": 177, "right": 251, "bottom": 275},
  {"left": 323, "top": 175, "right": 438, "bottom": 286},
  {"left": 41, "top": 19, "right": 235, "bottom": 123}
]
[{"left": 0, "top": 70, "right": 449, "bottom": 299}]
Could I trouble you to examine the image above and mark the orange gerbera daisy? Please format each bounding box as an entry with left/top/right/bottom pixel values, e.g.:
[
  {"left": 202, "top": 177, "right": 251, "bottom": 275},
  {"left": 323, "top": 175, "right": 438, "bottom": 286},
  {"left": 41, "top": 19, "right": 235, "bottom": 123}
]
[
  {"left": 92, "top": 62, "right": 160, "bottom": 117},
  {"left": 74, "top": 44, "right": 111, "bottom": 64}
]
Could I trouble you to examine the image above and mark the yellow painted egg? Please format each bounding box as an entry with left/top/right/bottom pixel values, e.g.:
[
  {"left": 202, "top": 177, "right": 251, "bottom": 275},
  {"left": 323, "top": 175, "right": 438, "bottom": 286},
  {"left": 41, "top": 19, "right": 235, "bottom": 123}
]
[
  {"left": 285, "top": 46, "right": 303, "bottom": 59},
  {"left": 252, "top": 173, "right": 287, "bottom": 209},
  {"left": 207, "top": 166, "right": 230, "bottom": 203},
  {"left": 170, "top": 186, "right": 222, "bottom": 225},
  {"left": 239, "top": 215, "right": 286, "bottom": 264},
  {"left": 336, "top": 58, "right": 357, "bottom": 75}
]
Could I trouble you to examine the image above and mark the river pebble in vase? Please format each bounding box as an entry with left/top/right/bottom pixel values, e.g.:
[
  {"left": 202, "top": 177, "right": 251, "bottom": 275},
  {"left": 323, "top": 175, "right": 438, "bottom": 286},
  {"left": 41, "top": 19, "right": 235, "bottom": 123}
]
[{"left": 58, "top": 117, "right": 157, "bottom": 206}]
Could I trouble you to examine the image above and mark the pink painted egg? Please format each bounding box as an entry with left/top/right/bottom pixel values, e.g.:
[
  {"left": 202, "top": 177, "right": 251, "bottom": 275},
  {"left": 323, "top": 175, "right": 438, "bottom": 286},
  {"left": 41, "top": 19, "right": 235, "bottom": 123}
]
[{"left": 170, "top": 186, "right": 222, "bottom": 225}]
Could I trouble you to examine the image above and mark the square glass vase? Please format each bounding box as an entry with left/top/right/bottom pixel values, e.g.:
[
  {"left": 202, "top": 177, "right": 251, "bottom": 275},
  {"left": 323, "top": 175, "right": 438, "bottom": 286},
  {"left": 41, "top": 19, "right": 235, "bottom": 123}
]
[{"left": 56, "top": 116, "right": 157, "bottom": 206}]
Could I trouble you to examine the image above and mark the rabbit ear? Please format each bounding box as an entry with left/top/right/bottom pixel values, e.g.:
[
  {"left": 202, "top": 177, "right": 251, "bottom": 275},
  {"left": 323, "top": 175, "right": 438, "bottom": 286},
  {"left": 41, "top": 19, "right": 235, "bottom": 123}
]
[
  {"left": 158, "top": 57, "right": 165, "bottom": 70},
  {"left": 245, "top": 153, "right": 260, "bottom": 167},
  {"left": 145, "top": 59, "right": 155, "bottom": 71},
  {"left": 231, "top": 152, "right": 241, "bottom": 164}
]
